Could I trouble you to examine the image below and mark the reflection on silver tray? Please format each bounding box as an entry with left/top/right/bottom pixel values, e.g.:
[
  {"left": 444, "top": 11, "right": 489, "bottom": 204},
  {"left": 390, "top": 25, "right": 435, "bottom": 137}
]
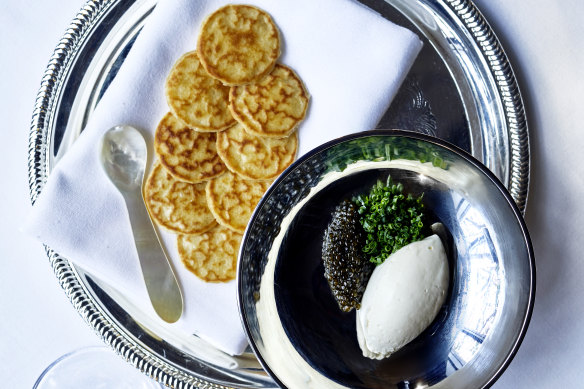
[{"left": 28, "top": 0, "right": 529, "bottom": 388}]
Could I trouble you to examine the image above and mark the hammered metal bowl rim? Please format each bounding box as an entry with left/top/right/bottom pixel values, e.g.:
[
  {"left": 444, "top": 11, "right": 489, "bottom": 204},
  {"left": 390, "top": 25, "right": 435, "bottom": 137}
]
[{"left": 238, "top": 129, "right": 535, "bottom": 389}]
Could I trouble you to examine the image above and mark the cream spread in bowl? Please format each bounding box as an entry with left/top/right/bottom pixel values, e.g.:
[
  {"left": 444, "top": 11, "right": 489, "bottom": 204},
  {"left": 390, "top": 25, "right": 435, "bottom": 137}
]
[{"left": 356, "top": 234, "right": 449, "bottom": 359}]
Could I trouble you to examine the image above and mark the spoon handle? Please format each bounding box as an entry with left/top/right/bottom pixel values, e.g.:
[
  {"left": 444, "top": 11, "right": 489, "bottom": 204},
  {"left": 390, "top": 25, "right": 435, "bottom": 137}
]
[{"left": 122, "top": 190, "right": 183, "bottom": 323}]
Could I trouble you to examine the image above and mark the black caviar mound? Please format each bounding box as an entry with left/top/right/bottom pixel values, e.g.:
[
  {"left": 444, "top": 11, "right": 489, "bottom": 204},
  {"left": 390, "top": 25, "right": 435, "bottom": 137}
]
[{"left": 322, "top": 199, "right": 374, "bottom": 312}]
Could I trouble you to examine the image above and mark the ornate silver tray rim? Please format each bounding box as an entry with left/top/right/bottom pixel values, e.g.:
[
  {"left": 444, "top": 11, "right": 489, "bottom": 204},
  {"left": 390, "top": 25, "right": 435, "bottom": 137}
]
[{"left": 28, "top": 0, "right": 529, "bottom": 388}]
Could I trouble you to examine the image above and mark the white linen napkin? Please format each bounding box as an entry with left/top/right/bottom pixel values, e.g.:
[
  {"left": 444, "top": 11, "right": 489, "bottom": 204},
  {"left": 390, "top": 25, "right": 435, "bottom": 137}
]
[{"left": 25, "top": 0, "right": 422, "bottom": 355}]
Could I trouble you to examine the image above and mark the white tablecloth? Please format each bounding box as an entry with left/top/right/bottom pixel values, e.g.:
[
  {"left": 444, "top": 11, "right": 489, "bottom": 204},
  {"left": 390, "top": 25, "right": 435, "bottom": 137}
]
[{"left": 2, "top": 0, "right": 583, "bottom": 387}]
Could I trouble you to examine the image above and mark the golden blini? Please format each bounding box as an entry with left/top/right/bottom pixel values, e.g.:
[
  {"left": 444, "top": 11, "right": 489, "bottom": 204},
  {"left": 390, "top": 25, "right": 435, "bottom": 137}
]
[
  {"left": 206, "top": 171, "right": 271, "bottom": 233},
  {"left": 230, "top": 64, "right": 309, "bottom": 138},
  {"left": 216, "top": 122, "right": 297, "bottom": 180},
  {"left": 154, "top": 112, "right": 226, "bottom": 183},
  {"left": 177, "top": 226, "right": 242, "bottom": 282},
  {"left": 196, "top": 4, "right": 280, "bottom": 86},
  {"left": 144, "top": 162, "right": 217, "bottom": 234},
  {"left": 165, "top": 51, "right": 235, "bottom": 132}
]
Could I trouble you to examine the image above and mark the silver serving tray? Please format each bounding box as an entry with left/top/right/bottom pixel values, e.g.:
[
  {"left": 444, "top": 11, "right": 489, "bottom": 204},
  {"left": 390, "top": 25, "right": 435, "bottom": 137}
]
[{"left": 28, "top": 0, "right": 529, "bottom": 388}]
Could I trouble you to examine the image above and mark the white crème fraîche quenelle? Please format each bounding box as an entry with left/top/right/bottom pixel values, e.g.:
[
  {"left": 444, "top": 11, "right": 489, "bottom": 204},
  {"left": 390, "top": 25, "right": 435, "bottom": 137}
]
[{"left": 356, "top": 234, "right": 449, "bottom": 359}]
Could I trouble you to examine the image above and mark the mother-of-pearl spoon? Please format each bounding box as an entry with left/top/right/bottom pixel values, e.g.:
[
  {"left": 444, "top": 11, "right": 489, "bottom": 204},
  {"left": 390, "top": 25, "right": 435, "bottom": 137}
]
[{"left": 100, "top": 125, "right": 183, "bottom": 323}]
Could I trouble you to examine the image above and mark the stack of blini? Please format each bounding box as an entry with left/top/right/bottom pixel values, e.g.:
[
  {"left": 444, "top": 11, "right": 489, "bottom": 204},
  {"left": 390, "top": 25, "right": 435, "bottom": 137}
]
[{"left": 144, "top": 4, "right": 309, "bottom": 282}]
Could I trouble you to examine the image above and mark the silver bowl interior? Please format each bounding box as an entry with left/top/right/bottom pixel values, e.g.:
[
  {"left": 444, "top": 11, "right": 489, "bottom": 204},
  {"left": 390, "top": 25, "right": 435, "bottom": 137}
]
[{"left": 238, "top": 130, "right": 534, "bottom": 389}]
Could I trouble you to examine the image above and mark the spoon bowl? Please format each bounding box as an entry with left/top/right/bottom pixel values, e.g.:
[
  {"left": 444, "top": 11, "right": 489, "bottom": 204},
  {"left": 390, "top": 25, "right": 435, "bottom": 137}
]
[
  {"left": 101, "top": 126, "right": 147, "bottom": 192},
  {"left": 100, "top": 125, "right": 183, "bottom": 323}
]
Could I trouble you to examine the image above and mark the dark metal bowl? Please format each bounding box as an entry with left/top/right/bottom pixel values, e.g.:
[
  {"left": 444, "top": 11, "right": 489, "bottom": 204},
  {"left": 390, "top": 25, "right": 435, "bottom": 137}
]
[{"left": 238, "top": 130, "right": 535, "bottom": 389}]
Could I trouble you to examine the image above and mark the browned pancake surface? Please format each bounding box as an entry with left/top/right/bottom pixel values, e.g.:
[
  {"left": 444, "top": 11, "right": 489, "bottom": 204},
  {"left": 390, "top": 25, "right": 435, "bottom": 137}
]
[
  {"left": 216, "top": 122, "right": 297, "bottom": 180},
  {"left": 144, "top": 162, "right": 217, "bottom": 234},
  {"left": 154, "top": 112, "right": 226, "bottom": 183},
  {"left": 165, "top": 51, "right": 234, "bottom": 131},
  {"left": 177, "top": 225, "right": 242, "bottom": 282},
  {"left": 196, "top": 5, "right": 280, "bottom": 86},
  {"left": 206, "top": 171, "right": 271, "bottom": 233},
  {"left": 229, "top": 64, "right": 309, "bottom": 138}
]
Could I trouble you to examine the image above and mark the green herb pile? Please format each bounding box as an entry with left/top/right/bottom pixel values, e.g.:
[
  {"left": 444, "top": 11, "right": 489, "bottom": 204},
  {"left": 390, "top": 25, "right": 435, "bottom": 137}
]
[{"left": 354, "top": 177, "right": 426, "bottom": 265}]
